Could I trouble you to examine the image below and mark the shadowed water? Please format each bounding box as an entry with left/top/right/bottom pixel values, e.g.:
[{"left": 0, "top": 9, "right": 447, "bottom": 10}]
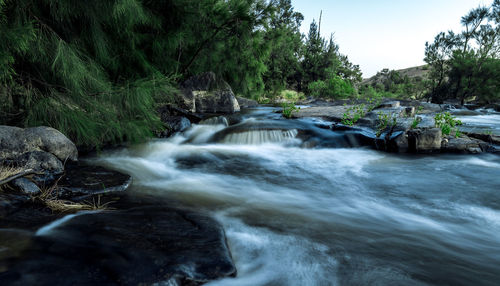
[{"left": 95, "top": 107, "right": 500, "bottom": 286}]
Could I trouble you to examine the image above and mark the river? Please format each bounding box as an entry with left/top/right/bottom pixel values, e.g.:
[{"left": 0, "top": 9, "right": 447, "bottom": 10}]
[{"left": 95, "top": 107, "right": 500, "bottom": 286}]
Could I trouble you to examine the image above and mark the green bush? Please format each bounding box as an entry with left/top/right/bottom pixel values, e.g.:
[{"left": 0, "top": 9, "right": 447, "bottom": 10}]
[
  {"left": 308, "top": 75, "right": 355, "bottom": 99},
  {"left": 282, "top": 102, "right": 300, "bottom": 119}
]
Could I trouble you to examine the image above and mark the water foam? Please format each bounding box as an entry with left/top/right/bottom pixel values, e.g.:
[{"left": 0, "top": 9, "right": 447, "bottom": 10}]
[{"left": 221, "top": 129, "right": 299, "bottom": 145}]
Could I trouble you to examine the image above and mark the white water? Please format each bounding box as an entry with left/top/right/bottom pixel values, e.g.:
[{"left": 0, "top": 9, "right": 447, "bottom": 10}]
[
  {"left": 95, "top": 110, "right": 500, "bottom": 286},
  {"left": 458, "top": 113, "right": 500, "bottom": 135}
]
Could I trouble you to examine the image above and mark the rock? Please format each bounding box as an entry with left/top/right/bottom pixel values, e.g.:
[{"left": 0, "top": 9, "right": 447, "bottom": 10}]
[
  {"left": 56, "top": 164, "right": 132, "bottom": 200},
  {"left": 449, "top": 109, "right": 481, "bottom": 116},
  {"left": 12, "top": 151, "right": 64, "bottom": 174},
  {"left": 179, "top": 72, "right": 240, "bottom": 114},
  {"left": 0, "top": 203, "right": 236, "bottom": 285},
  {"left": 12, "top": 178, "right": 41, "bottom": 195},
  {"left": 483, "top": 103, "right": 500, "bottom": 112},
  {"left": 159, "top": 116, "right": 191, "bottom": 138},
  {"left": 463, "top": 132, "right": 500, "bottom": 145},
  {"left": 0, "top": 193, "right": 30, "bottom": 218},
  {"left": 441, "top": 136, "right": 488, "bottom": 154},
  {"left": 22, "top": 127, "right": 78, "bottom": 161},
  {"left": 236, "top": 96, "right": 258, "bottom": 108},
  {"left": 376, "top": 101, "right": 400, "bottom": 109},
  {"left": 0, "top": 229, "right": 32, "bottom": 272},
  {"left": 386, "top": 131, "right": 409, "bottom": 153},
  {"left": 158, "top": 104, "right": 203, "bottom": 124},
  {"left": 294, "top": 105, "right": 352, "bottom": 122},
  {"left": 200, "top": 116, "right": 229, "bottom": 126},
  {"left": 407, "top": 128, "right": 442, "bottom": 153},
  {"left": 0, "top": 126, "right": 77, "bottom": 175},
  {"left": 0, "top": 126, "right": 77, "bottom": 162},
  {"left": 419, "top": 102, "right": 443, "bottom": 113}
]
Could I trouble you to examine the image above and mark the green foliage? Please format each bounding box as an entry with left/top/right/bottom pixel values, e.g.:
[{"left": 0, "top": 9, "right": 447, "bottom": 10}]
[
  {"left": 1, "top": 0, "right": 365, "bottom": 147},
  {"left": 410, "top": 106, "right": 424, "bottom": 129},
  {"left": 341, "top": 104, "right": 367, "bottom": 126},
  {"left": 282, "top": 102, "right": 300, "bottom": 118},
  {"left": 263, "top": 0, "right": 304, "bottom": 93},
  {"left": 434, "top": 112, "right": 463, "bottom": 137},
  {"left": 360, "top": 69, "right": 431, "bottom": 100},
  {"left": 308, "top": 74, "right": 355, "bottom": 99},
  {"left": 411, "top": 117, "right": 422, "bottom": 129},
  {"left": 425, "top": 1, "right": 499, "bottom": 104},
  {"left": 376, "top": 112, "right": 397, "bottom": 137},
  {"left": 299, "top": 19, "right": 361, "bottom": 95}
]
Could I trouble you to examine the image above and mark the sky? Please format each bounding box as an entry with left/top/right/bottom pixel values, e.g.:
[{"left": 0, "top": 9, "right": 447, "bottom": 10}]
[{"left": 290, "top": 0, "right": 494, "bottom": 78}]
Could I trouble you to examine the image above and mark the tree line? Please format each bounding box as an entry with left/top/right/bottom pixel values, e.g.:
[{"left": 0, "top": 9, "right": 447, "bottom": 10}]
[
  {"left": 425, "top": 0, "right": 499, "bottom": 104},
  {"left": 1, "top": 0, "right": 498, "bottom": 147},
  {"left": 0, "top": 0, "right": 360, "bottom": 147}
]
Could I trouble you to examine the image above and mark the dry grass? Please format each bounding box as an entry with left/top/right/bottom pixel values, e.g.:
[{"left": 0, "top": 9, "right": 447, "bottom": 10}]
[
  {"left": 37, "top": 177, "right": 113, "bottom": 213},
  {"left": 44, "top": 195, "right": 112, "bottom": 213},
  {"left": 0, "top": 164, "right": 26, "bottom": 182}
]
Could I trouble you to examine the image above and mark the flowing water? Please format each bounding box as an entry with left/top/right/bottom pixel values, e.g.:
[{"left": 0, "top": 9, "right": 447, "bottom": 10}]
[{"left": 94, "top": 107, "right": 500, "bottom": 286}]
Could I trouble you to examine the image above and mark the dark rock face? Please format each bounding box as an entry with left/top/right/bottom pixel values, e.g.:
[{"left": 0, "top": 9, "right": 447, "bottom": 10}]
[
  {"left": 179, "top": 72, "right": 240, "bottom": 114},
  {"left": 0, "top": 203, "right": 236, "bottom": 285},
  {"left": 407, "top": 128, "right": 442, "bottom": 153},
  {"left": 57, "top": 164, "right": 132, "bottom": 200},
  {"left": 159, "top": 116, "right": 192, "bottom": 137},
  {"left": 0, "top": 193, "right": 30, "bottom": 218}
]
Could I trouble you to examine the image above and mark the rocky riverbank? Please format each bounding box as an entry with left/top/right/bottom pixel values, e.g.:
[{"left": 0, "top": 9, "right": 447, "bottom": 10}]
[
  {"left": 292, "top": 98, "right": 500, "bottom": 154},
  {"left": 1, "top": 70, "right": 498, "bottom": 285},
  {"left": 0, "top": 72, "right": 249, "bottom": 285}
]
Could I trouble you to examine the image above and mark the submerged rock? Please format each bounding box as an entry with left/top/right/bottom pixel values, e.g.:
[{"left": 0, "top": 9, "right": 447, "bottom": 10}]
[
  {"left": 0, "top": 202, "right": 236, "bottom": 285},
  {"left": 0, "top": 193, "right": 30, "bottom": 218}
]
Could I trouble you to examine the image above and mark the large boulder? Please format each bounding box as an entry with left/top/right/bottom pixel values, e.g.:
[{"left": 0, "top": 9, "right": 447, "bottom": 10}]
[
  {"left": 178, "top": 72, "right": 240, "bottom": 114},
  {"left": 0, "top": 126, "right": 77, "bottom": 162}
]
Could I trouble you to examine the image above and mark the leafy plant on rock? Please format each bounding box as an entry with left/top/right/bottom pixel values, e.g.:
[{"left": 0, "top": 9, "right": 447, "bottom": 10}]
[
  {"left": 282, "top": 102, "right": 300, "bottom": 118},
  {"left": 376, "top": 112, "right": 397, "bottom": 137},
  {"left": 434, "top": 112, "right": 463, "bottom": 137},
  {"left": 341, "top": 104, "right": 366, "bottom": 126}
]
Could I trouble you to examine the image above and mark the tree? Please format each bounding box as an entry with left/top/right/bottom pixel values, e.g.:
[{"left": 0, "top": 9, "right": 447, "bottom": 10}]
[
  {"left": 263, "top": 0, "right": 304, "bottom": 94},
  {"left": 425, "top": 1, "right": 499, "bottom": 104}
]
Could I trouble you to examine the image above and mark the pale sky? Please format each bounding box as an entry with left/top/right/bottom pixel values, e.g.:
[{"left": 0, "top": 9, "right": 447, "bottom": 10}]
[{"left": 291, "top": 0, "right": 494, "bottom": 78}]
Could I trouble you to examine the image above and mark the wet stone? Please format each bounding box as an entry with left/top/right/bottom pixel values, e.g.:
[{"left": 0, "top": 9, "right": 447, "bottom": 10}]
[
  {"left": 12, "top": 178, "right": 40, "bottom": 196},
  {"left": 0, "top": 193, "right": 30, "bottom": 218},
  {"left": 57, "top": 164, "right": 132, "bottom": 200},
  {"left": 0, "top": 202, "right": 236, "bottom": 285}
]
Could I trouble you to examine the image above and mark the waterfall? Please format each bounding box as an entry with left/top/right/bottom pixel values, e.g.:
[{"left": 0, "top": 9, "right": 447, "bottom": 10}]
[{"left": 221, "top": 129, "right": 299, "bottom": 145}]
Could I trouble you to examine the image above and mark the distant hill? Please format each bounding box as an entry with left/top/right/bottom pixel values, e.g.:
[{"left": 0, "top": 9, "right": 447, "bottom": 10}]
[{"left": 362, "top": 65, "right": 430, "bottom": 86}]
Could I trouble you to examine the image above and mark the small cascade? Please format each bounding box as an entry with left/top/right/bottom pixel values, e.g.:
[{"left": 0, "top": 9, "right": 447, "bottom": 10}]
[
  {"left": 221, "top": 129, "right": 299, "bottom": 145},
  {"left": 200, "top": 116, "right": 229, "bottom": 127}
]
